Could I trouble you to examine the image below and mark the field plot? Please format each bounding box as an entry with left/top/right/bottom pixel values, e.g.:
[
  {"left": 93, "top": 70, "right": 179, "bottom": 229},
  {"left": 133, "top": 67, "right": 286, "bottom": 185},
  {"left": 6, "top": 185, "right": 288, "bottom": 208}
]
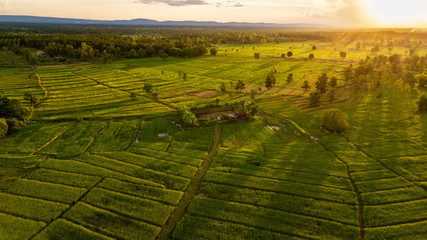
[{"left": 1, "top": 39, "right": 426, "bottom": 240}]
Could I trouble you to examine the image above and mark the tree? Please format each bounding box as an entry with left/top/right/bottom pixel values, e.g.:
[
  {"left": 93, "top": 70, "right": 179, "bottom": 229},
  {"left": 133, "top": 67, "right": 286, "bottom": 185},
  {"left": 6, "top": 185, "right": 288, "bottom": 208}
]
[
  {"left": 245, "top": 101, "right": 259, "bottom": 117},
  {"left": 287, "top": 51, "right": 293, "bottom": 57},
  {"left": 312, "top": 45, "right": 317, "bottom": 50},
  {"left": 254, "top": 53, "right": 260, "bottom": 61},
  {"left": 315, "top": 73, "right": 328, "bottom": 95},
  {"left": 417, "top": 93, "right": 427, "bottom": 112},
  {"left": 356, "top": 42, "right": 361, "bottom": 50},
  {"left": 418, "top": 75, "right": 427, "bottom": 89},
  {"left": 183, "top": 73, "right": 187, "bottom": 81},
  {"left": 286, "top": 73, "right": 294, "bottom": 84},
  {"left": 265, "top": 71, "right": 276, "bottom": 89},
  {"left": 329, "top": 77, "right": 338, "bottom": 88},
  {"left": 404, "top": 72, "right": 417, "bottom": 88},
  {"left": 340, "top": 52, "right": 347, "bottom": 59},
  {"left": 250, "top": 89, "right": 258, "bottom": 100},
  {"left": 0, "top": 118, "right": 7, "bottom": 139},
  {"left": 326, "top": 88, "right": 336, "bottom": 103},
  {"left": 301, "top": 80, "right": 311, "bottom": 91},
  {"left": 143, "top": 83, "right": 153, "bottom": 94},
  {"left": 180, "top": 106, "right": 197, "bottom": 125},
  {"left": 321, "top": 109, "right": 348, "bottom": 133},
  {"left": 210, "top": 48, "right": 217, "bottom": 56},
  {"left": 371, "top": 45, "right": 380, "bottom": 52},
  {"left": 309, "top": 91, "right": 321, "bottom": 107},
  {"left": 159, "top": 50, "right": 168, "bottom": 60},
  {"left": 308, "top": 53, "right": 314, "bottom": 60},
  {"left": 220, "top": 82, "right": 227, "bottom": 92},
  {"left": 235, "top": 80, "right": 246, "bottom": 92},
  {"left": 6, "top": 118, "right": 25, "bottom": 134}
]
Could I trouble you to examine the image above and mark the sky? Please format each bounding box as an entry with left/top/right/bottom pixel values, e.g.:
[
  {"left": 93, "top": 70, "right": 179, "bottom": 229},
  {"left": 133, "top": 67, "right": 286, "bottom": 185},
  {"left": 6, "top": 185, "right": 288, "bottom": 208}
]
[{"left": 0, "top": 0, "right": 426, "bottom": 27}]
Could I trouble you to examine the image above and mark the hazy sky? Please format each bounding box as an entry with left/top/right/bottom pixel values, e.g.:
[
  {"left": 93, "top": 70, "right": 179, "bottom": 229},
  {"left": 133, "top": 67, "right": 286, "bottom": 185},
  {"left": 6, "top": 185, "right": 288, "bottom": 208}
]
[{"left": 0, "top": 0, "right": 426, "bottom": 27}]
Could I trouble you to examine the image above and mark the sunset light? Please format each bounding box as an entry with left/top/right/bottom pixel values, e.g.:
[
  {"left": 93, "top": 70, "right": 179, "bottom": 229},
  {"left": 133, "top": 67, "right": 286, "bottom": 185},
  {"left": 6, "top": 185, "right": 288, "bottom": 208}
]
[{"left": 363, "top": 0, "right": 427, "bottom": 26}]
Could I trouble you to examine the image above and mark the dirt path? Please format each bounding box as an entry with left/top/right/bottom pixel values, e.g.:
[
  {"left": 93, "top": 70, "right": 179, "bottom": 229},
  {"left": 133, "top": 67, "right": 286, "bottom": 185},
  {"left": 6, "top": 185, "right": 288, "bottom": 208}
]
[{"left": 156, "top": 123, "right": 221, "bottom": 240}]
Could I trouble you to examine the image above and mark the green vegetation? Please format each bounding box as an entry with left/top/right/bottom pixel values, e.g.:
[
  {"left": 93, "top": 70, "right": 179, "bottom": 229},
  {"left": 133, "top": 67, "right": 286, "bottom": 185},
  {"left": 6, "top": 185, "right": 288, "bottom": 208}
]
[{"left": 0, "top": 27, "right": 426, "bottom": 240}]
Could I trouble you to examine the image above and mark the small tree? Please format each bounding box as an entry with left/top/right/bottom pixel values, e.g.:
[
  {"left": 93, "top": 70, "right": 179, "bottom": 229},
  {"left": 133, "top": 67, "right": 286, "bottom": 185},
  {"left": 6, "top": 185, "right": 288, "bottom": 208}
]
[
  {"left": 130, "top": 92, "right": 137, "bottom": 99},
  {"left": 309, "top": 91, "right": 321, "bottom": 107},
  {"left": 254, "top": 53, "right": 260, "bottom": 61},
  {"left": 183, "top": 73, "right": 187, "bottom": 81},
  {"left": 143, "top": 83, "right": 153, "bottom": 94},
  {"left": 418, "top": 75, "right": 427, "bottom": 89},
  {"left": 340, "top": 52, "right": 347, "bottom": 59},
  {"left": 329, "top": 77, "right": 338, "bottom": 88},
  {"left": 287, "top": 51, "right": 293, "bottom": 57},
  {"left": 301, "top": 80, "right": 311, "bottom": 91},
  {"left": 210, "top": 48, "right": 217, "bottom": 56},
  {"left": 308, "top": 53, "right": 314, "bottom": 60},
  {"left": 0, "top": 118, "right": 7, "bottom": 139},
  {"left": 235, "top": 80, "right": 246, "bottom": 92},
  {"left": 321, "top": 109, "right": 348, "bottom": 133},
  {"left": 417, "top": 93, "right": 427, "bottom": 112},
  {"left": 286, "top": 73, "right": 294, "bottom": 84},
  {"left": 159, "top": 50, "right": 168, "bottom": 60},
  {"left": 356, "top": 42, "right": 361, "bottom": 50},
  {"left": 245, "top": 101, "right": 259, "bottom": 117},
  {"left": 250, "top": 89, "right": 258, "bottom": 100},
  {"left": 316, "top": 73, "right": 328, "bottom": 95},
  {"left": 312, "top": 45, "right": 317, "bottom": 50},
  {"left": 265, "top": 71, "right": 276, "bottom": 89},
  {"left": 24, "top": 92, "right": 39, "bottom": 106},
  {"left": 220, "top": 82, "right": 227, "bottom": 92},
  {"left": 326, "top": 88, "right": 336, "bottom": 103},
  {"left": 180, "top": 106, "right": 197, "bottom": 125}
]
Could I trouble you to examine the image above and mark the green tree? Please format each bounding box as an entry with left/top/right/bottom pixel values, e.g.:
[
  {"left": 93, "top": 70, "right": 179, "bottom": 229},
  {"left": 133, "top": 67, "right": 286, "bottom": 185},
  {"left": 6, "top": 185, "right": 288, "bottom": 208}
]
[
  {"left": 312, "top": 45, "right": 317, "bottom": 50},
  {"left": 265, "top": 71, "right": 276, "bottom": 89},
  {"left": 326, "top": 88, "right": 336, "bottom": 103},
  {"left": 220, "top": 82, "right": 227, "bottom": 92},
  {"left": 404, "top": 72, "right": 417, "bottom": 88},
  {"left": 180, "top": 106, "right": 197, "bottom": 125},
  {"left": 321, "top": 109, "right": 349, "bottom": 133},
  {"left": 245, "top": 101, "right": 259, "bottom": 117},
  {"left": 159, "top": 50, "right": 168, "bottom": 60},
  {"left": 287, "top": 51, "right": 293, "bottom": 57},
  {"left": 316, "top": 73, "right": 328, "bottom": 95},
  {"left": 309, "top": 91, "right": 321, "bottom": 107},
  {"left": 24, "top": 92, "right": 39, "bottom": 106},
  {"left": 418, "top": 75, "right": 427, "bottom": 89},
  {"left": 340, "top": 52, "right": 347, "bottom": 59},
  {"left": 286, "top": 73, "right": 294, "bottom": 84},
  {"left": 0, "top": 118, "right": 7, "bottom": 139},
  {"left": 183, "top": 73, "right": 187, "bottom": 81},
  {"left": 301, "top": 80, "right": 311, "bottom": 91},
  {"left": 329, "top": 77, "right": 338, "bottom": 88},
  {"left": 6, "top": 118, "right": 25, "bottom": 134},
  {"left": 143, "top": 83, "right": 153, "bottom": 94},
  {"left": 210, "top": 48, "right": 217, "bottom": 56},
  {"left": 417, "top": 93, "right": 427, "bottom": 112},
  {"left": 235, "top": 80, "right": 246, "bottom": 92},
  {"left": 250, "top": 89, "right": 258, "bottom": 100},
  {"left": 254, "top": 53, "right": 260, "bottom": 61},
  {"left": 308, "top": 53, "right": 314, "bottom": 59}
]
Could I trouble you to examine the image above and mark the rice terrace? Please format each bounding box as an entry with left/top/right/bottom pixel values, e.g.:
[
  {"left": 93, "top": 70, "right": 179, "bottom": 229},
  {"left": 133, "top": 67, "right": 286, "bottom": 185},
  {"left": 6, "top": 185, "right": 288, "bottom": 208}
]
[{"left": 0, "top": 4, "right": 427, "bottom": 240}]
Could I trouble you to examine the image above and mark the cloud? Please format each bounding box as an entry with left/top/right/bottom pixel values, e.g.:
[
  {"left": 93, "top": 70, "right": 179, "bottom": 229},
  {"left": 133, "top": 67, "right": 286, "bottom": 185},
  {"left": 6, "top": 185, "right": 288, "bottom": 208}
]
[
  {"left": 0, "top": 0, "right": 9, "bottom": 10},
  {"left": 136, "top": 0, "right": 208, "bottom": 7},
  {"left": 234, "top": 3, "right": 243, "bottom": 7}
]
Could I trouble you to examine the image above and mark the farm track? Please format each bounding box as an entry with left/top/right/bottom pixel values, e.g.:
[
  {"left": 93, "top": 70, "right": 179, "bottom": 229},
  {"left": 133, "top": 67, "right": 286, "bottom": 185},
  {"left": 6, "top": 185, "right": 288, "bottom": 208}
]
[
  {"left": 156, "top": 123, "right": 221, "bottom": 240},
  {"left": 72, "top": 72, "right": 178, "bottom": 111}
]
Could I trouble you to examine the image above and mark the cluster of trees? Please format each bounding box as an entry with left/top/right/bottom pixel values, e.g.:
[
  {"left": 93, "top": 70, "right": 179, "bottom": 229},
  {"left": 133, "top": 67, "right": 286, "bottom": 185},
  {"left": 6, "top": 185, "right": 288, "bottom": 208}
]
[
  {"left": 307, "top": 73, "right": 338, "bottom": 107},
  {"left": 0, "top": 96, "right": 34, "bottom": 138}
]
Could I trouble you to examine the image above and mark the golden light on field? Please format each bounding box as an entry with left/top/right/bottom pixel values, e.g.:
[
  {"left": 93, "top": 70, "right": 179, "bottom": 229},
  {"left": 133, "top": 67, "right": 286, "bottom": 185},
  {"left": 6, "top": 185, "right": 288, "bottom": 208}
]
[{"left": 363, "top": 0, "right": 427, "bottom": 26}]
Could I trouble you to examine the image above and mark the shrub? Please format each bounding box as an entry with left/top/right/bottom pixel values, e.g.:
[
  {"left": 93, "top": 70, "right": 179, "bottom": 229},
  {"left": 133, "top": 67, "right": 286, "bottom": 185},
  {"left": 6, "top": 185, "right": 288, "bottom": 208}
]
[
  {"left": 6, "top": 118, "right": 26, "bottom": 134},
  {"left": 417, "top": 93, "right": 427, "bottom": 112},
  {"left": 321, "top": 109, "right": 349, "bottom": 133},
  {"left": 0, "top": 118, "right": 7, "bottom": 138}
]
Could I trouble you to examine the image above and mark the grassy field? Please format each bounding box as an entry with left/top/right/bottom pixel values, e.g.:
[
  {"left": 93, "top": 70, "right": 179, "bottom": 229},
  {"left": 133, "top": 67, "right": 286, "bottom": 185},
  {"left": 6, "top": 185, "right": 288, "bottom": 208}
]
[{"left": 0, "top": 40, "right": 426, "bottom": 239}]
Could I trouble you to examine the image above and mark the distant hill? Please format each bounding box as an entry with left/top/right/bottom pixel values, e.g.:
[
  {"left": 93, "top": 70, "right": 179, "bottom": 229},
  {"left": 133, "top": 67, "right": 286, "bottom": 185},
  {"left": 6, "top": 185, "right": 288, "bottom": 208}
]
[{"left": 0, "top": 15, "right": 324, "bottom": 28}]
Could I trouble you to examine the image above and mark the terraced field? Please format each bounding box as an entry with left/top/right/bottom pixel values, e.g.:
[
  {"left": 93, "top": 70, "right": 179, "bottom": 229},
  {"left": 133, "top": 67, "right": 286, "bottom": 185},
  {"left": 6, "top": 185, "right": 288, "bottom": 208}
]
[{"left": 0, "top": 42, "right": 426, "bottom": 239}]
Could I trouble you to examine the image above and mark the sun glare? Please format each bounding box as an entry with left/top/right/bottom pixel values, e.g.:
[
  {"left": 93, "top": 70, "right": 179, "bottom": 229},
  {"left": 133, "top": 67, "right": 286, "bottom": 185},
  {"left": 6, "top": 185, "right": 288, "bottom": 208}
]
[{"left": 363, "top": 0, "right": 427, "bottom": 26}]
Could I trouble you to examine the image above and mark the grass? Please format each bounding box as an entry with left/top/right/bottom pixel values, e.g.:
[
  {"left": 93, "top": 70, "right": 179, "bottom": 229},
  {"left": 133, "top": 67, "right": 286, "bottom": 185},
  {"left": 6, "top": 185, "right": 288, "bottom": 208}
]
[
  {"left": 33, "top": 219, "right": 113, "bottom": 240},
  {"left": 0, "top": 212, "right": 45, "bottom": 240}
]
